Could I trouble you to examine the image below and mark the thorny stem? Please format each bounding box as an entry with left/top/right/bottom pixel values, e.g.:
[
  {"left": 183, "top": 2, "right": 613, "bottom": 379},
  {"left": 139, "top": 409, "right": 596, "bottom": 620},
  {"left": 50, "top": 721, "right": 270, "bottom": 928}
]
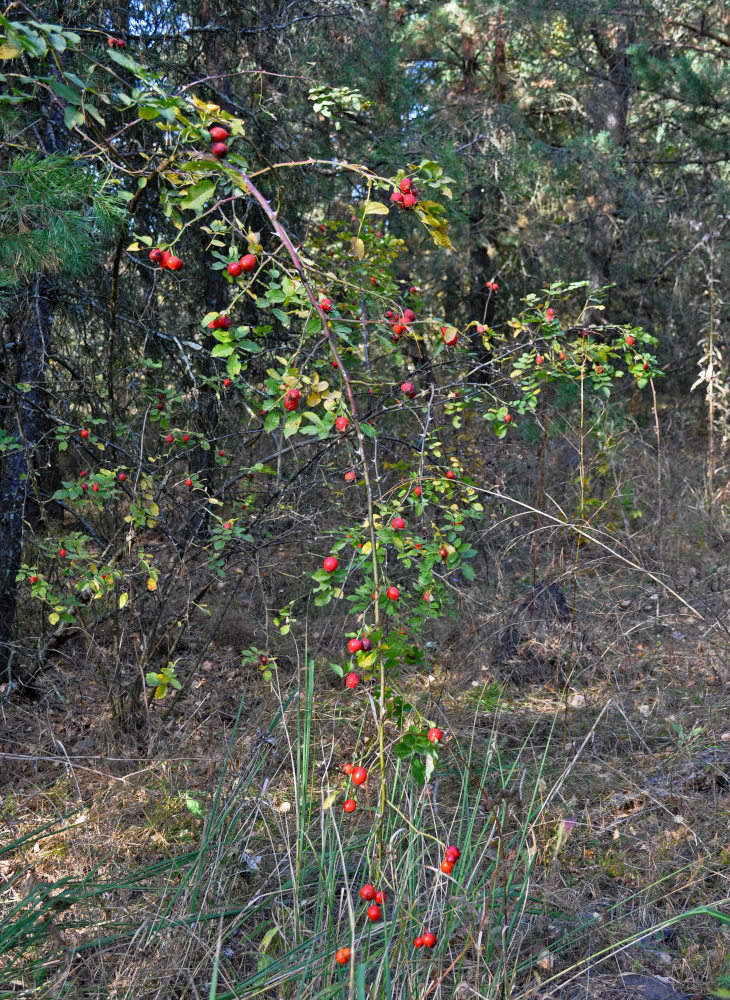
[{"left": 232, "top": 165, "right": 389, "bottom": 853}]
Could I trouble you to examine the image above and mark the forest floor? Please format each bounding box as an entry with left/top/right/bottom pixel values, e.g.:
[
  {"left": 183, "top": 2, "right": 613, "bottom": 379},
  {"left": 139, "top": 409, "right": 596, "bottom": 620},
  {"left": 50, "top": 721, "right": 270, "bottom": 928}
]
[{"left": 2, "top": 421, "right": 730, "bottom": 1000}]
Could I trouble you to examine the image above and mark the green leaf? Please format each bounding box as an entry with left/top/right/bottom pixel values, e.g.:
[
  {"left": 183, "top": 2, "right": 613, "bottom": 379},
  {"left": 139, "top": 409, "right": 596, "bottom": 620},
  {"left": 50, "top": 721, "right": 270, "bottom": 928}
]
[
  {"left": 264, "top": 412, "right": 280, "bottom": 433},
  {"left": 411, "top": 758, "right": 426, "bottom": 784},
  {"left": 63, "top": 105, "right": 84, "bottom": 129},
  {"left": 138, "top": 104, "right": 160, "bottom": 120},
  {"left": 185, "top": 795, "right": 204, "bottom": 818},
  {"left": 181, "top": 178, "right": 216, "bottom": 212},
  {"left": 211, "top": 344, "right": 233, "bottom": 358},
  {"left": 239, "top": 339, "right": 262, "bottom": 353},
  {"left": 461, "top": 562, "right": 474, "bottom": 582}
]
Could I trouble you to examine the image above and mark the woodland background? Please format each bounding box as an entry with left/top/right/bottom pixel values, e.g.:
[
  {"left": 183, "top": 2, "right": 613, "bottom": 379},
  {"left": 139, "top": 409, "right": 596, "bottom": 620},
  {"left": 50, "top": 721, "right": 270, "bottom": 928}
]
[{"left": 1, "top": 2, "right": 730, "bottom": 999}]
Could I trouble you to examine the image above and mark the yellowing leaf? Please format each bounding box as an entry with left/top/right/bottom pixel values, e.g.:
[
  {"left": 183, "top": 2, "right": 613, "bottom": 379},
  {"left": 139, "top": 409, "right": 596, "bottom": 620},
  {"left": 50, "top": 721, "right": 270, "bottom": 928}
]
[
  {"left": 0, "top": 43, "right": 21, "bottom": 59},
  {"left": 148, "top": 502, "right": 160, "bottom": 517},
  {"left": 307, "top": 391, "right": 321, "bottom": 407},
  {"left": 48, "top": 612, "right": 60, "bottom": 625},
  {"left": 321, "top": 791, "right": 339, "bottom": 811},
  {"left": 361, "top": 541, "right": 372, "bottom": 555},
  {"left": 363, "top": 202, "right": 389, "bottom": 216},
  {"left": 126, "top": 242, "right": 141, "bottom": 251},
  {"left": 147, "top": 578, "right": 157, "bottom": 592},
  {"left": 119, "top": 593, "right": 129, "bottom": 609},
  {"left": 350, "top": 236, "right": 365, "bottom": 259}
]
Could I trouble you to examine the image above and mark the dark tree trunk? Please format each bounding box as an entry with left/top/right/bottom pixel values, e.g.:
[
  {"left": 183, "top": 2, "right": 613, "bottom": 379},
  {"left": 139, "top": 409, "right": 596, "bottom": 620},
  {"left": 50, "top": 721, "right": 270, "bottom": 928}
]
[
  {"left": 584, "top": 20, "right": 634, "bottom": 324},
  {"left": 0, "top": 276, "right": 55, "bottom": 681}
]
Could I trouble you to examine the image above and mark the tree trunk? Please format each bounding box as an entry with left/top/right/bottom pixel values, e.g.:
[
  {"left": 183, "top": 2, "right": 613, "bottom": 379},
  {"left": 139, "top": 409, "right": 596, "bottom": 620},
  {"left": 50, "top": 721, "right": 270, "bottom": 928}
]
[
  {"left": 584, "top": 20, "right": 634, "bottom": 324},
  {"left": 0, "top": 276, "right": 55, "bottom": 681}
]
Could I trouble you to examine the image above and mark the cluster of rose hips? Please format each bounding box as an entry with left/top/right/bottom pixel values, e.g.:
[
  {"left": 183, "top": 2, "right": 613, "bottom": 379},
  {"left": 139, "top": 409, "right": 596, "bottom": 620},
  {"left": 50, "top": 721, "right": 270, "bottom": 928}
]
[
  {"left": 226, "top": 253, "right": 257, "bottom": 277},
  {"left": 208, "top": 314, "right": 231, "bottom": 330},
  {"left": 390, "top": 307, "right": 416, "bottom": 342},
  {"left": 413, "top": 931, "right": 437, "bottom": 949},
  {"left": 390, "top": 177, "right": 418, "bottom": 209},
  {"left": 334, "top": 946, "right": 351, "bottom": 965},
  {"left": 342, "top": 762, "right": 368, "bottom": 813},
  {"left": 209, "top": 124, "right": 230, "bottom": 158},
  {"left": 149, "top": 248, "right": 184, "bottom": 271},
  {"left": 440, "top": 844, "right": 460, "bottom": 875},
  {"left": 107, "top": 36, "right": 125, "bottom": 48},
  {"left": 346, "top": 635, "right": 373, "bottom": 655},
  {"left": 359, "top": 882, "right": 385, "bottom": 923},
  {"left": 485, "top": 280, "right": 499, "bottom": 292}
]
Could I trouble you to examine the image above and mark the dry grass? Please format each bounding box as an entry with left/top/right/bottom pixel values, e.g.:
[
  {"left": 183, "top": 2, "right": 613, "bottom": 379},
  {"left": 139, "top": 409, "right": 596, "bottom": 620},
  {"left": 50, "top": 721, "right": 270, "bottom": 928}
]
[{"left": 2, "top": 412, "right": 730, "bottom": 999}]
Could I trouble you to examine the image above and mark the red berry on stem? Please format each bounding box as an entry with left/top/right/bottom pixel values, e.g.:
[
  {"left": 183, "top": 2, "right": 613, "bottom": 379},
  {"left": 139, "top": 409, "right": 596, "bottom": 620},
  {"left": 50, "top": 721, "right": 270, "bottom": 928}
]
[
  {"left": 166, "top": 434, "right": 174, "bottom": 444},
  {"left": 343, "top": 798, "right": 356, "bottom": 813},
  {"left": 390, "top": 191, "right": 405, "bottom": 205},
  {"left": 149, "top": 248, "right": 163, "bottom": 263},
  {"left": 167, "top": 256, "right": 183, "bottom": 271},
  {"left": 344, "top": 470, "right": 356, "bottom": 482},
  {"left": 439, "top": 546, "right": 448, "bottom": 560},
  {"left": 351, "top": 766, "right": 367, "bottom": 786},
  {"left": 446, "top": 845, "right": 460, "bottom": 859},
  {"left": 211, "top": 142, "right": 228, "bottom": 157},
  {"left": 387, "top": 586, "right": 399, "bottom": 600},
  {"left": 284, "top": 388, "right": 300, "bottom": 411},
  {"left": 320, "top": 297, "right": 332, "bottom": 313},
  {"left": 343, "top": 763, "right": 354, "bottom": 775},
  {"left": 185, "top": 478, "right": 193, "bottom": 488},
  {"left": 80, "top": 428, "right": 89, "bottom": 439},
  {"left": 422, "top": 932, "right": 436, "bottom": 948},
  {"left": 392, "top": 517, "right": 406, "bottom": 530},
  {"left": 399, "top": 177, "right": 412, "bottom": 194},
  {"left": 504, "top": 413, "right": 511, "bottom": 423},
  {"left": 375, "top": 890, "right": 385, "bottom": 904},
  {"left": 227, "top": 260, "right": 243, "bottom": 277},
  {"left": 29, "top": 576, "right": 37, "bottom": 584},
  {"left": 118, "top": 472, "right": 126, "bottom": 482},
  {"left": 335, "top": 416, "right": 349, "bottom": 433},
  {"left": 401, "top": 381, "right": 415, "bottom": 397},
  {"left": 367, "top": 905, "right": 381, "bottom": 922},
  {"left": 347, "top": 638, "right": 363, "bottom": 654},
  {"left": 446, "top": 469, "right": 456, "bottom": 480},
  {"left": 361, "top": 636, "right": 372, "bottom": 652},
  {"left": 323, "top": 556, "right": 339, "bottom": 573},
  {"left": 360, "top": 884, "right": 376, "bottom": 901},
  {"left": 345, "top": 671, "right": 360, "bottom": 689},
  {"left": 209, "top": 125, "right": 229, "bottom": 142},
  {"left": 427, "top": 727, "right": 442, "bottom": 743},
  {"left": 441, "top": 859, "right": 453, "bottom": 874},
  {"left": 403, "top": 193, "right": 417, "bottom": 208},
  {"left": 240, "top": 253, "right": 257, "bottom": 272},
  {"left": 59, "top": 548, "right": 66, "bottom": 558},
  {"left": 414, "top": 937, "right": 424, "bottom": 948}
]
